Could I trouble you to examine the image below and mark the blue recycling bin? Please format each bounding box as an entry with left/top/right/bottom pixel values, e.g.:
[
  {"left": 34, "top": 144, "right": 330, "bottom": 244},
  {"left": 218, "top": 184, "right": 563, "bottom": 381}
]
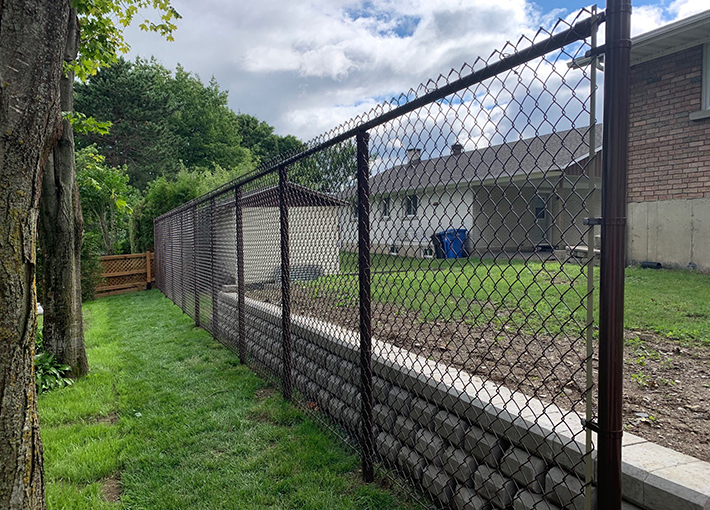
[{"left": 438, "top": 228, "right": 467, "bottom": 258}]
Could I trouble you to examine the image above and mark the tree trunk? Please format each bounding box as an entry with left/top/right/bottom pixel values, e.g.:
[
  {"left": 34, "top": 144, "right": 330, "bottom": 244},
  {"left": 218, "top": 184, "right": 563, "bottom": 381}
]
[
  {"left": 98, "top": 209, "right": 112, "bottom": 255},
  {"left": 0, "top": 1, "right": 70, "bottom": 509},
  {"left": 39, "top": 8, "right": 88, "bottom": 378}
]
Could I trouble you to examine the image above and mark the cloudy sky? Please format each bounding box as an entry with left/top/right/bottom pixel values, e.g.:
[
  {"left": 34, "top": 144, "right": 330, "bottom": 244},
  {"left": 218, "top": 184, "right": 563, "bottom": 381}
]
[{"left": 126, "top": 0, "right": 707, "bottom": 143}]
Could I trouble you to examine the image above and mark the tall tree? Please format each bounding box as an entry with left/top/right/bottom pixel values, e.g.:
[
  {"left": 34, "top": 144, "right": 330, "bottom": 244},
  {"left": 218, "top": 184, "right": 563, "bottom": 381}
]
[
  {"left": 77, "top": 146, "right": 135, "bottom": 255},
  {"left": 39, "top": 1, "right": 179, "bottom": 377},
  {"left": 0, "top": 1, "right": 70, "bottom": 508},
  {"left": 75, "top": 59, "right": 252, "bottom": 190},
  {"left": 74, "top": 58, "right": 180, "bottom": 189},
  {"left": 235, "top": 113, "right": 304, "bottom": 164},
  {"left": 39, "top": 8, "right": 89, "bottom": 378},
  {"left": 168, "top": 67, "right": 251, "bottom": 171}
]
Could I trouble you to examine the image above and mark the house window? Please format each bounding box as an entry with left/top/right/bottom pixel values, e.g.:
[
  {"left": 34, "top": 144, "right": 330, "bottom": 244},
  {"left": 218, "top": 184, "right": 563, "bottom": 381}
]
[
  {"left": 381, "top": 196, "right": 390, "bottom": 218},
  {"left": 535, "top": 200, "right": 546, "bottom": 219},
  {"left": 405, "top": 194, "right": 418, "bottom": 217}
]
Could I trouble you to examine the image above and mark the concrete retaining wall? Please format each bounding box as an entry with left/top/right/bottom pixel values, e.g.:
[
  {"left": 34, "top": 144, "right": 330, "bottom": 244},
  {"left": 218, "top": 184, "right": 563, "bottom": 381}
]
[
  {"left": 627, "top": 197, "right": 710, "bottom": 272},
  {"left": 217, "top": 292, "right": 710, "bottom": 510}
]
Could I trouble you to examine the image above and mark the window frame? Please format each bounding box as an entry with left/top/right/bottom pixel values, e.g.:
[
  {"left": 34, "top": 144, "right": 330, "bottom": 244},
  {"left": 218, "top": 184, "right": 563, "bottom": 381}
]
[
  {"left": 381, "top": 196, "right": 390, "bottom": 218},
  {"left": 405, "top": 194, "right": 418, "bottom": 217}
]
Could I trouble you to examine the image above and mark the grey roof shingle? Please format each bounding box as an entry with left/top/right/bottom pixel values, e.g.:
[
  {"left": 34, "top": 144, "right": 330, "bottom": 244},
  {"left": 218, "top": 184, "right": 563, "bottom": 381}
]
[{"left": 346, "top": 125, "right": 603, "bottom": 198}]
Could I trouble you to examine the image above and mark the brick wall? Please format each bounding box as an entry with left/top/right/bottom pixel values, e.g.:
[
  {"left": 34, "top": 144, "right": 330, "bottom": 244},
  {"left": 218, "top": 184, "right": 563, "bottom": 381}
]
[{"left": 628, "top": 45, "right": 710, "bottom": 203}]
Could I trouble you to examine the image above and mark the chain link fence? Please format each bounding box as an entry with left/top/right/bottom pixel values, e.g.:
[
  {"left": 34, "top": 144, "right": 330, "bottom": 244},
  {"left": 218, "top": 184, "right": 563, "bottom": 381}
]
[{"left": 155, "top": 6, "right": 631, "bottom": 509}]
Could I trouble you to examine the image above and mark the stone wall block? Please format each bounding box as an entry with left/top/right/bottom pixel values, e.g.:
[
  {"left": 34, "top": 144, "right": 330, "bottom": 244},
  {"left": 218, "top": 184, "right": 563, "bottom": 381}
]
[
  {"left": 388, "top": 386, "right": 412, "bottom": 416},
  {"left": 374, "top": 403, "right": 396, "bottom": 430},
  {"left": 336, "top": 359, "right": 359, "bottom": 382},
  {"left": 394, "top": 415, "right": 419, "bottom": 446},
  {"left": 410, "top": 396, "right": 440, "bottom": 430},
  {"left": 465, "top": 426, "right": 506, "bottom": 468},
  {"left": 373, "top": 376, "right": 391, "bottom": 404},
  {"left": 327, "top": 374, "right": 345, "bottom": 395},
  {"left": 545, "top": 466, "right": 594, "bottom": 510},
  {"left": 512, "top": 490, "right": 561, "bottom": 510},
  {"left": 454, "top": 486, "right": 493, "bottom": 510},
  {"left": 500, "top": 447, "right": 547, "bottom": 493},
  {"left": 341, "top": 383, "right": 361, "bottom": 408},
  {"left": 423, "top": 464, "right": 456, "bottom": 506},
  {"left": 435, "top": 410, "right": 467, "bottom": 447},
  {"left": 415, "top": 428, "right": 446, "bottom": 466},
  {"left": 443, "top": 445, "right": 478, "bottom": 485},
  {"left": 398, "top": 445, "right": 426, "bottom": 481},
  {"left": 376, "top": 432, "right": 401, "bottom": 465},
  {"left": 474, "top": 465, "right": 518, "bottom": 510}
]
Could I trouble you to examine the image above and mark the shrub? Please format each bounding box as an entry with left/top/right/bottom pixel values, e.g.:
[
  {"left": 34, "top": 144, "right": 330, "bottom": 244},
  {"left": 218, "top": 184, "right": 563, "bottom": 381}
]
[{"left": 35, "top": 330, "right": 74, "bottom": 393}]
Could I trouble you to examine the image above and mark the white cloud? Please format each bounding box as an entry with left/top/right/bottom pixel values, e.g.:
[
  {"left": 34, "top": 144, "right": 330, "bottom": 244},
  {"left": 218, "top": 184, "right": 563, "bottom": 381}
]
[
  {"left": 124, "top": 0, "right": 708, "bottom": 145},
  {"left": 631, "top": 5, "right": 667, "bottom": 36},
  {"left": 668, "top": 0, "right": 708, "bottom": 19}
]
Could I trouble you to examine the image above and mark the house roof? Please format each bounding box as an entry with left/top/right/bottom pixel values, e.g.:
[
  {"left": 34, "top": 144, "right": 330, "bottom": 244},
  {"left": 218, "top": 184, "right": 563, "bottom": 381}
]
[
  {"left": 215, "top": 181, "right": 347, "bottom": 208},
  {"left": 630, "top": 9, "right": 710, "bottom": 65},
  {"left": 344, "top": 125, "right": 602, "bottom": 198}
]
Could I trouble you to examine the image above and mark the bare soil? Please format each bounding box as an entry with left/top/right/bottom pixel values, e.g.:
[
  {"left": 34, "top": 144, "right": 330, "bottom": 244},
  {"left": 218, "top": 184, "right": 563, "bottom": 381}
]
[
  {"left": 102, "top": 474, "right": 122, "bottom": 503},
  {"left": 247, "top": 285, "right": 710, "bottom": 462},
  {"left": 97, "top": 413, "right": 119, "bottom": 425}
]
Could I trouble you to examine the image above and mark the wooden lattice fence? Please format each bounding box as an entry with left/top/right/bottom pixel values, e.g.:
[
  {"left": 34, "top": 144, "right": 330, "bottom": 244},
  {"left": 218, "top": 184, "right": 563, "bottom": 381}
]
[{"left": 96, "top": 252, "right": 155, "bottom": 298}]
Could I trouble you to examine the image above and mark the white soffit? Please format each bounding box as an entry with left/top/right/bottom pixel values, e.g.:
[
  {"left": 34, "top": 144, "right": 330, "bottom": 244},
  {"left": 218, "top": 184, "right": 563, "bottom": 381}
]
[{"left": 631, "top": 9, "right": 710, "bottom": 66}]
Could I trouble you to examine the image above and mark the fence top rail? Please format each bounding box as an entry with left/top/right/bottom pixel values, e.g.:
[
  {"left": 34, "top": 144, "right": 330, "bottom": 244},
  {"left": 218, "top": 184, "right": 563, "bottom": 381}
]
[
  {"left": 155, "top": 8, "right": 602, "bottom": 224},
  {"left": 100, "top": 252, "right": 152, "bottom": 261}
]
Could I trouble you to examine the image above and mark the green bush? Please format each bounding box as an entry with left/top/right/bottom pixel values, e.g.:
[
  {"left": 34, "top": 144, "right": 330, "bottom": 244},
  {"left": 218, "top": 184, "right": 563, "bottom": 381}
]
[{"left": 35, "top": 330, "right": 74, "bottom": 394}]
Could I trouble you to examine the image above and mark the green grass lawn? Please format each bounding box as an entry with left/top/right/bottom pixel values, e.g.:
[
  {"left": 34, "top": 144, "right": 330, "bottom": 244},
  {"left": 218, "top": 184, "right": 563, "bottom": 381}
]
[
  {"left": 316, "top": 253, "right": 710, "bottom": 345},
  {"left": 39, "top": 290, "right": 419, "bottom": 510}
]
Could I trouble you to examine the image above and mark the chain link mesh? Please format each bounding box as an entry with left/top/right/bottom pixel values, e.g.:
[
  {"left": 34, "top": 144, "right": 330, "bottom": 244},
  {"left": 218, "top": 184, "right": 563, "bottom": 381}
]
[{"left": 154, "top": 9, "right": 613, "bottom": 509}]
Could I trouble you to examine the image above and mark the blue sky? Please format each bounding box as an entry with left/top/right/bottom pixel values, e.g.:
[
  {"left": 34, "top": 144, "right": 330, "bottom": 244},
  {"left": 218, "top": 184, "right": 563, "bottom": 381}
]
[{"left": 126, "top": 0, "right": 707, "bottom": 141}]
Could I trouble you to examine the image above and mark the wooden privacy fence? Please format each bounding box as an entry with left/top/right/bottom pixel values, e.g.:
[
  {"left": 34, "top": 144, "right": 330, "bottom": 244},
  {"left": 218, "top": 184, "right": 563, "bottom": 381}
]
[{"left": 96, "top": 251, "right": 155, "bottom": 298}]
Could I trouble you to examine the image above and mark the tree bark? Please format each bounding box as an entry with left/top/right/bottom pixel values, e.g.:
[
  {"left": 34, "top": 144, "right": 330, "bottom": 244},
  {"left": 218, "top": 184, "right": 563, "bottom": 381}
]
[
  {"left": 39, "top": 8, "right": 88, "bottom": 378},
  {"left": 0, "top": 1, "right": 70, "bottom": 509}
]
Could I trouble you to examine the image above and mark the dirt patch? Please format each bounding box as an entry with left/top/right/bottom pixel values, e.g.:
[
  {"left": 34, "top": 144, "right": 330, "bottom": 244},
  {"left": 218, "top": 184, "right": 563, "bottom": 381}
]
[
  {"left": 102, "top": 474, "right": 122, "bottom": 503},
  {"left": 621, "top": 331, "right": 710, "bottom": 460},
  {"left": 254, "top": 387, "right": 278, "bottom": 401},
  {"left": 246, "top": 285, "right": 710, "bottom": 462},
  {"left": 97, "top": 413, "right": 119, "bottom": 425}
]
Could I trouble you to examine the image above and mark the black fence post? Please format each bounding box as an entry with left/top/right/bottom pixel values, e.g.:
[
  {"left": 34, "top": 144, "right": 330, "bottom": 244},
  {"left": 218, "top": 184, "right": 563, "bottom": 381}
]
[
  {"left": 180, "top": 213, "right": 186, "bottom": 312},
  {"left": 168, "top": 215, "right": 174, "bottom": 301},
  {"left": 154, "top": 220, "right": 160, "bottom": 292},
  {"left": 210, "top": 197, "right": 218, "bottom": 338},
  {"left": 279, "top": 165, "right": 293, "bottom": 401},
  {"left": 235, "top": 186, "right": 246, "bottom": 363},
  {"left": 598, "top": 0, "right": 631, "bottom": 508},
  {"left": 153, "top": 219, "right": 159, "bottom": 292},
  {"left": 356, "top": 130, "right": 374, "bottom": 483},
  {"left": 194, "top": 205, "right": 200, "bottom": 327}
]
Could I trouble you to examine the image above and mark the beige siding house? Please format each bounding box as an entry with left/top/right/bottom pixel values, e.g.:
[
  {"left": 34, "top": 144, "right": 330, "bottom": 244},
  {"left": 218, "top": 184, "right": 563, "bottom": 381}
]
[
  {"left": 214, "top": 183, "right": 344, "bottom": 285},
  {"left": 340, "top": 126, "right": 602, "bottom": 258}
]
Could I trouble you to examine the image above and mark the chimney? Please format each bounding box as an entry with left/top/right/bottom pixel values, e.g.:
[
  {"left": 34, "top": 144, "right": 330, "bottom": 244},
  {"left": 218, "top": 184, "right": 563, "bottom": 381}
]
[
  {"left": 451, "top": 142, "right": 464, "bottom": 156},
  {"left": 407, "top": 148, "right": 421, "bottom": 164}
]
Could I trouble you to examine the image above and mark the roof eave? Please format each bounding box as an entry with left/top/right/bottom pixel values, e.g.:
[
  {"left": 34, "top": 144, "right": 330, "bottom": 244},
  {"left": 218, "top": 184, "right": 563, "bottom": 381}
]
[{"left": 630, "top": 9, "right": 710, "bottom": 66}]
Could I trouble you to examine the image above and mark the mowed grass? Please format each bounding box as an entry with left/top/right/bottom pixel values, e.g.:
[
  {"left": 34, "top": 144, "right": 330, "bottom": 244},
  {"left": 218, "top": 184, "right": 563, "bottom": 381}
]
[
  {"left": 314, "top": 253, "right": 710, "bottom": 345},
  {"left": 39, "top": 290, "right": 419, "bottom": 510}
]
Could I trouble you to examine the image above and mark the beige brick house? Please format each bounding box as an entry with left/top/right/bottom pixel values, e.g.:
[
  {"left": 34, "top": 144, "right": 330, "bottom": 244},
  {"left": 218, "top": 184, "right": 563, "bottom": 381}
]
[{"left": 627, "top": 10, "right": 710, "bottom": 270}]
